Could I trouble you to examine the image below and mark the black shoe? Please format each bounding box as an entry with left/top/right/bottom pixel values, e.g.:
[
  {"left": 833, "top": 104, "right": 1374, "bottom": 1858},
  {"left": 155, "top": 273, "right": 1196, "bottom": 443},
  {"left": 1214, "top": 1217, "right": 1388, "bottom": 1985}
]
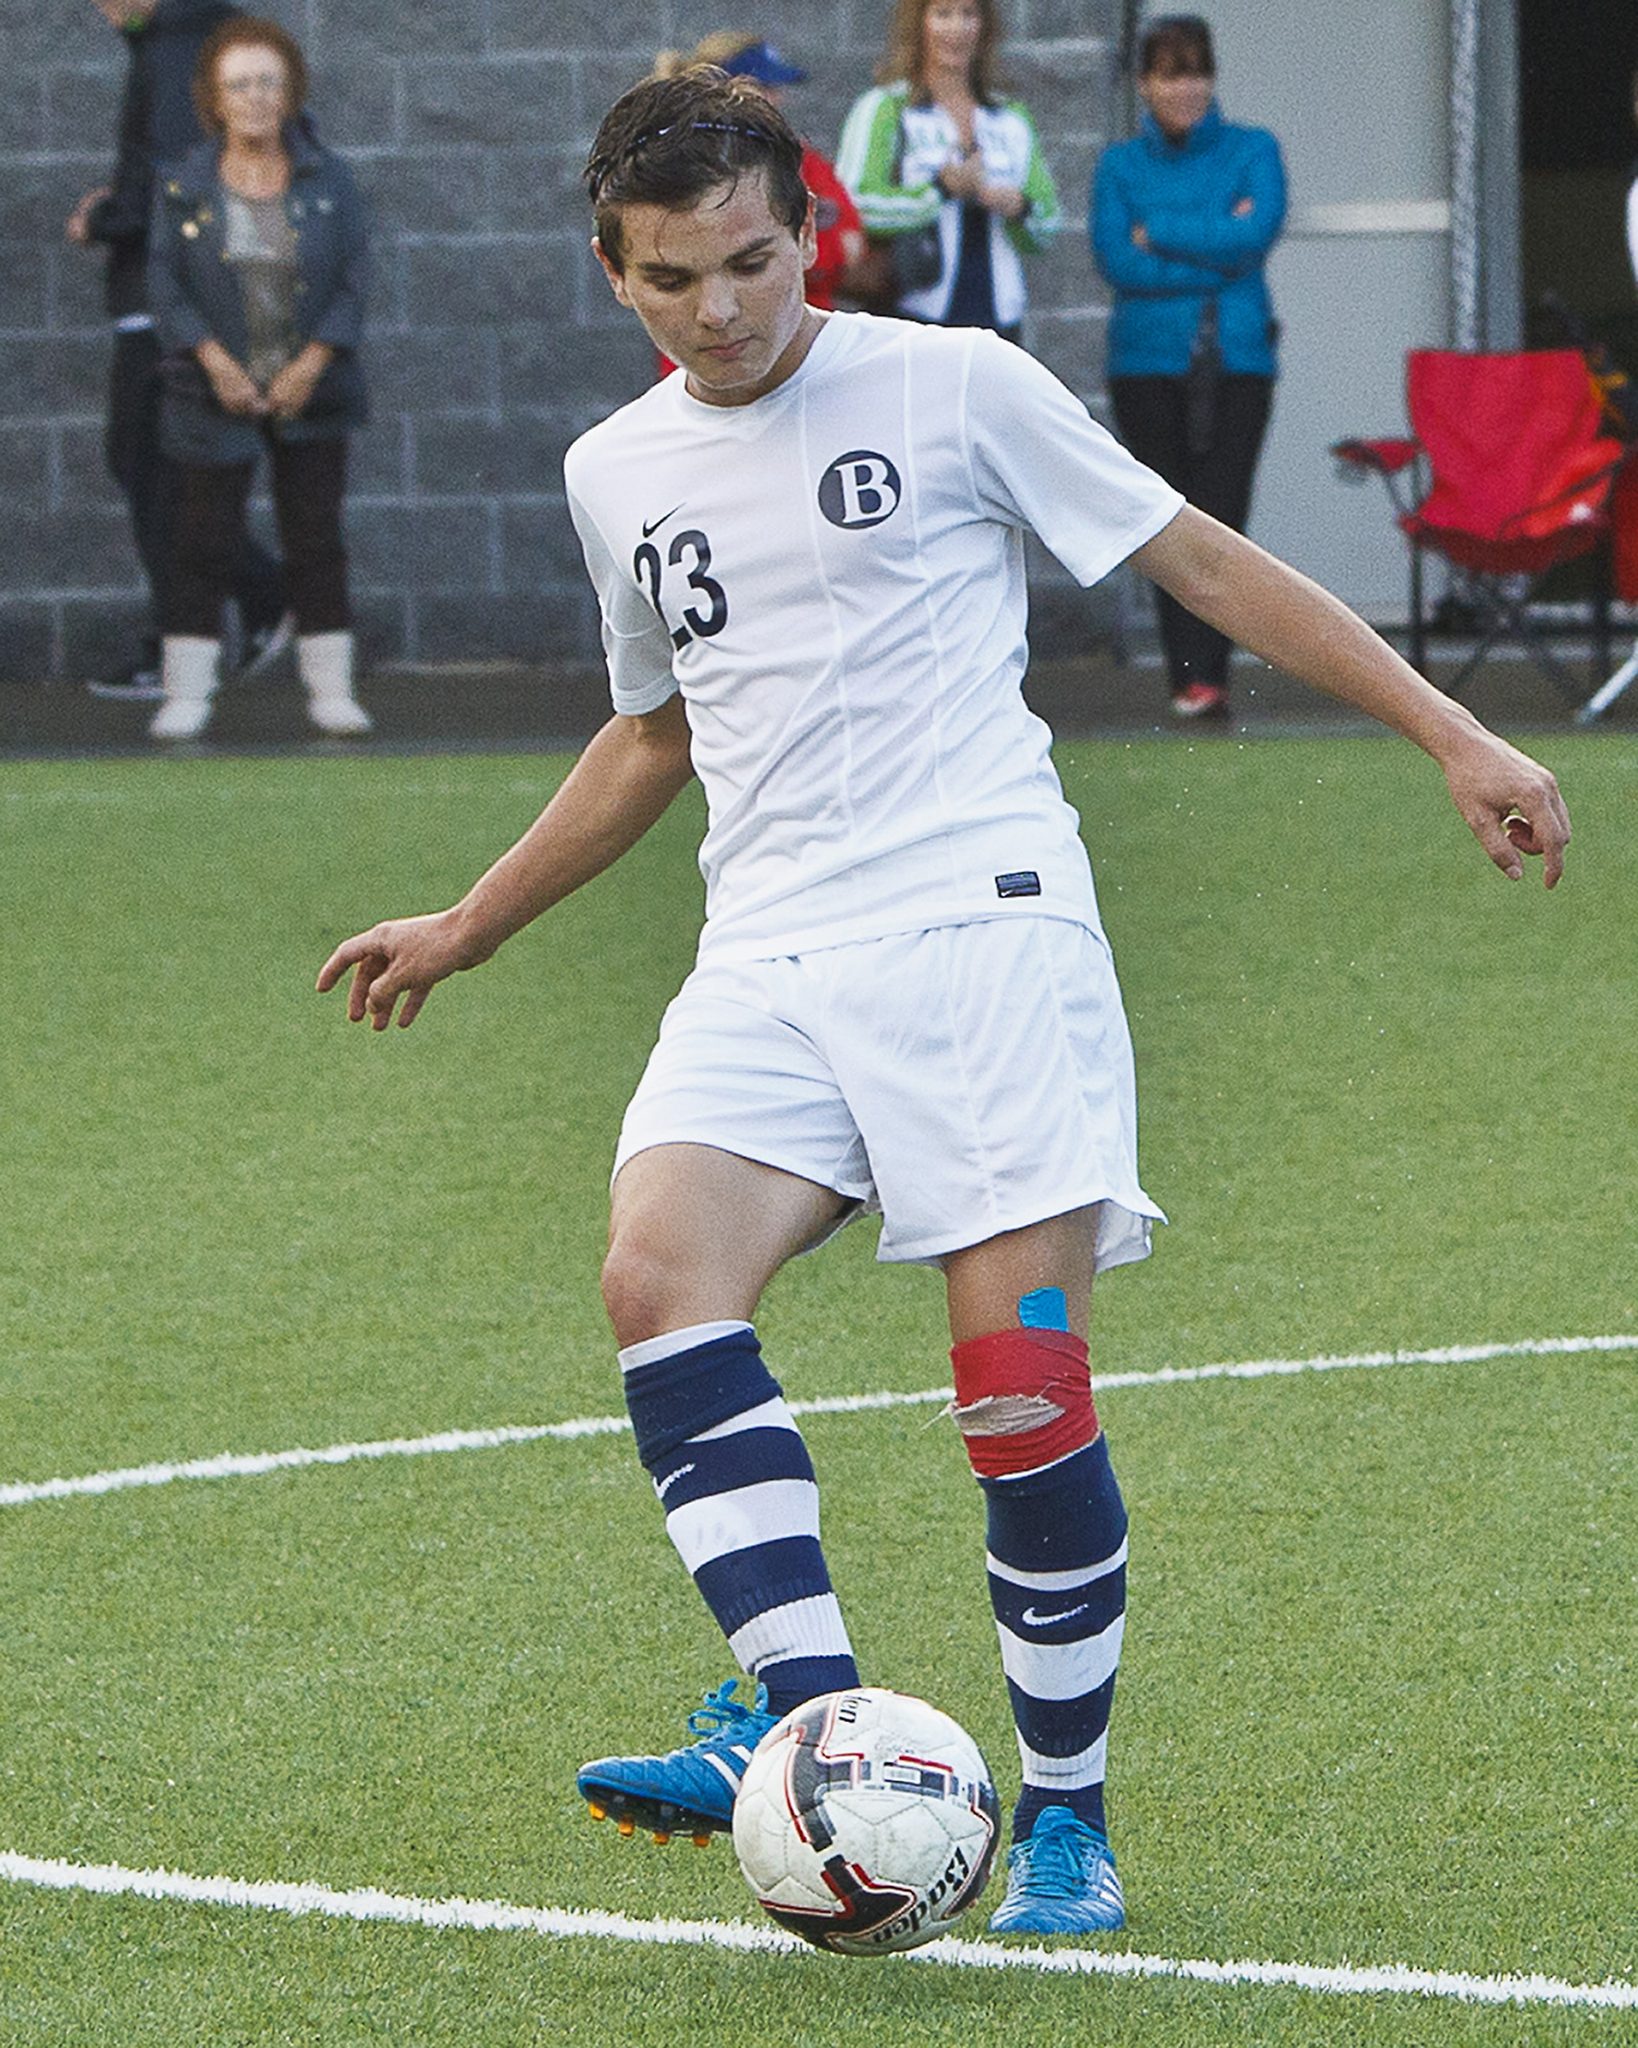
[
  {"left": 88, "top": 657, "right": 164, "bottom": 701},
  {"left": 237, "top": 609, "right": 296, "bottom": 679}
]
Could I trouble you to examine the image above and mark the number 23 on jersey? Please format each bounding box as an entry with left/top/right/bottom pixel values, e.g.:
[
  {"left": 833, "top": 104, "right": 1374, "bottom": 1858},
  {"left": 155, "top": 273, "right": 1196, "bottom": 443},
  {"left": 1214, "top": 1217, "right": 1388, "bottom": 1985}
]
[{"left": 633, "top": 530, "right": 729, "bottom": 652}]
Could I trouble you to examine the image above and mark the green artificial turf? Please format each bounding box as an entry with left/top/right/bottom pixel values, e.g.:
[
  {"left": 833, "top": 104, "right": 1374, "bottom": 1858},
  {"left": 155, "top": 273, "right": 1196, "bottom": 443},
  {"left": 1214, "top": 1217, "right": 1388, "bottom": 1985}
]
[{"left": 1, "top": 735, "right": 1632, "bottom": 2044}]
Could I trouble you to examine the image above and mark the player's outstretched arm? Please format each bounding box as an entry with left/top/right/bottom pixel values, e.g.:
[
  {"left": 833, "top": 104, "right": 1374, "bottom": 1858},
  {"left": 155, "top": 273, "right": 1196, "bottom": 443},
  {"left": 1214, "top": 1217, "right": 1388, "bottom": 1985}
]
[
  {"left": 1132, "top": 508, "right": 1571, "bottom": 886},
  {"left": 316, "top": 697, "right": 695, "bottom": 1029}
]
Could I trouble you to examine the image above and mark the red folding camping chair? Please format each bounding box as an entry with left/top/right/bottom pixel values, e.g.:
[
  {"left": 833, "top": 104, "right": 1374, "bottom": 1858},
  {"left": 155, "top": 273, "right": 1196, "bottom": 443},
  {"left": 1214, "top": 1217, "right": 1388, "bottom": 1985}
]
[
  {"left": 1577, "top": 452, "right": 1638, "bottom": 722},
  {"left": 1537, "top": 293, "right": 1638, "bottom": 720},
  {"left": 1333, "top": 349, "right": 1627, "bottom": 702}
]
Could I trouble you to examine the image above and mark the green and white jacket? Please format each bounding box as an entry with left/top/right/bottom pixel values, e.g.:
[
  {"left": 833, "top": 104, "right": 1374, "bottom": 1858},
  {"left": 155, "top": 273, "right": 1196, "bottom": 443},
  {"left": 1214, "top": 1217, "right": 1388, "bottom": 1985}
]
[{"left": 837, "top": 82, "right": 1060, "bottom": 328}]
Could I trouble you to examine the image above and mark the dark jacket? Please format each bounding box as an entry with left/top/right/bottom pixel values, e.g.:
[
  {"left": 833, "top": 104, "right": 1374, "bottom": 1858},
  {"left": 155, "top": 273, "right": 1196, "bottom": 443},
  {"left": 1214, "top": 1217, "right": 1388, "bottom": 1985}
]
[
  {"left": 1090, "top": 102, "right": 1286, "bottom": 379},
  {"left": 149, "top": 125, "right": 371, "bottom": 463},
  {"left": 88, "top": 0, "right": 240, "bottom": 320}
]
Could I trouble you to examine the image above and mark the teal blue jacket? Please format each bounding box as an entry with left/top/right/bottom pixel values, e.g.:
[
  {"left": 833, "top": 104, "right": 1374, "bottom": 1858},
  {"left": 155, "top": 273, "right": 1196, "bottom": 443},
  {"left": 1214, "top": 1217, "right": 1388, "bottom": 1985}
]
[{"left": 1090, "top": 103, "right": 1285, "bottom": 378}]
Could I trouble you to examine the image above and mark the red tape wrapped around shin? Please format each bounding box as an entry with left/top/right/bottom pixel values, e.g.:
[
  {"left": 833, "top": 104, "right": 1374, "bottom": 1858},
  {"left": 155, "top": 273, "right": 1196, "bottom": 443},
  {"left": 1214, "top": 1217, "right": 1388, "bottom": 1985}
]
[{"left": 949, "top": 1326, "right": 1100, "bottom": 1478}]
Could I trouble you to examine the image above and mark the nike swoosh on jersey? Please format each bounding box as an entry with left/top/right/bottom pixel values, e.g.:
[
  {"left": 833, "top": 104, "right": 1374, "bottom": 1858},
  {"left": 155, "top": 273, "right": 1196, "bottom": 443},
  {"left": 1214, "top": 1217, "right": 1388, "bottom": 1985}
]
[
  {"left": 1020, "top": 1602, "right": 1090, "bottom": 1628},
  {"left": 641, "top": 504, "right": 684, "bottom": 538}
]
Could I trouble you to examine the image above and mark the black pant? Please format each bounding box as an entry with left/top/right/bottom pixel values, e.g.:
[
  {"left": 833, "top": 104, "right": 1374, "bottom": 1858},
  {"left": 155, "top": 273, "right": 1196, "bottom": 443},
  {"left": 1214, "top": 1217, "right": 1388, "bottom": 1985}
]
[
  {"left": 167, "top": 434, "right": 349, "bottom": 640},
  {"left": 108, "top": 327, "right": 286, "bottom": 644},
  {"left": 1109, "top": 373, "right": 1273, "bottom": 692}
]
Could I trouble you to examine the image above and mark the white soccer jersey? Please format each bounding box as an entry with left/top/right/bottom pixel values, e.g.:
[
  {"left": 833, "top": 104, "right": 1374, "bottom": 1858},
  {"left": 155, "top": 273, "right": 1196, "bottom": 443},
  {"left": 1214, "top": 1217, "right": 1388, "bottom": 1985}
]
[{"left": 563, "top": 312, "right": 1182, "bottom": 961}]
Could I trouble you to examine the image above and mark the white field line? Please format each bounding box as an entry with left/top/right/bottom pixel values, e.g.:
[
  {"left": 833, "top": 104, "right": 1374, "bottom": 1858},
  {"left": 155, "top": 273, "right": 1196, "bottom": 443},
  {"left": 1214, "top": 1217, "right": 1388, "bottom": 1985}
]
[
  {"left": 0, "top": 776, "right": 555, "bottom": 809},
  {"left": 1, "top": 1851, "right": 1633, "bottom": 2010},
  {"left": 3, "top": 1333, "right": 1633, "bottom": 1513}
]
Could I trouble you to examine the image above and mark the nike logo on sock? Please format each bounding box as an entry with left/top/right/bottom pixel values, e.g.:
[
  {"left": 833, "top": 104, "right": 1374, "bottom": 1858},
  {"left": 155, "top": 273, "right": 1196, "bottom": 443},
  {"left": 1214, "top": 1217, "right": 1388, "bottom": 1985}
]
[
  {"left": 656, "top": 1461, "right": 696, "bottom": 1502},
  {"left": 1021, "top": 1602, "right": 1090, "bottom": 1628}
]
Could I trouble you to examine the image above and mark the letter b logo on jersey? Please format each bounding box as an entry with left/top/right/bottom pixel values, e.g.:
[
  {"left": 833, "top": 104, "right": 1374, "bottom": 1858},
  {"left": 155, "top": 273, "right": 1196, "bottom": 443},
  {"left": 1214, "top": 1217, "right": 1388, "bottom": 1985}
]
[{"left": 819, "top": 449, "right": 903, "bottom": 530}]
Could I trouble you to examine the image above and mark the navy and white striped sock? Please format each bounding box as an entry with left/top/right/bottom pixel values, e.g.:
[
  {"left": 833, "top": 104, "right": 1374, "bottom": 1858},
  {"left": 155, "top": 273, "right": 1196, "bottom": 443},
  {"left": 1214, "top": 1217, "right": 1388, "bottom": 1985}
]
[
  {"left": 980, "top": 1435, "right": 1128, "bottom": 1840},
  {"left": 619, "top": 1320, "right": 859, "bottom": 1719}
]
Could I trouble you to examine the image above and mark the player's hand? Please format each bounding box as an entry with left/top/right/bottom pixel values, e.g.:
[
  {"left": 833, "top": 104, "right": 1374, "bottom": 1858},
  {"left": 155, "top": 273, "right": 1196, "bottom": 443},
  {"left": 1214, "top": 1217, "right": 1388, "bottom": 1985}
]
[
  {"left": 1438, "top": 729, "right": 1570, "bottom": 887},
  {"left": 315, "top": 910, "right": 484, "bottom": 1030},
  {"left": 980, "top": 182, "right": 1027, "bottom": 221}
]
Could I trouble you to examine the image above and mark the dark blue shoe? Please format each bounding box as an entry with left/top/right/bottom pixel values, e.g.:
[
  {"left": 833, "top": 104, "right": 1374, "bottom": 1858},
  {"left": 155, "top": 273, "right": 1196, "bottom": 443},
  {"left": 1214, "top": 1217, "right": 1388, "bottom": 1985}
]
[
  {"left": 577, "top": 1679, "right": 777, "bottom": 1844},
  {"left": 988, "top": 1805, "right": 1126, "bottom": 1934}
]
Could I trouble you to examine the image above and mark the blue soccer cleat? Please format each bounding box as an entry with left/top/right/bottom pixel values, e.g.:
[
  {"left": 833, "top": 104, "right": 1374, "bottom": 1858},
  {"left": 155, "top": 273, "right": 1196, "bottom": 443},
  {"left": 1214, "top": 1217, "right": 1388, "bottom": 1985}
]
[
  {"left": 987, "top": 1805, "right": 1126, "bottom": 1934},
  {"left": 577, "top": 1678, "right": 777, "bottom": 1845}
]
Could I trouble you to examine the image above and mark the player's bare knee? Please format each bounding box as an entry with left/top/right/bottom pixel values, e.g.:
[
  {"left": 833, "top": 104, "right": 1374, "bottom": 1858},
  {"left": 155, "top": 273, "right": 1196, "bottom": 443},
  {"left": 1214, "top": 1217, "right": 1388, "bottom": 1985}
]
[
  {"left": 599, "top": 1233, "right": 698, "bottom": 1348},
  {"left": 948, "top": 1326, "right": 1101, "bottom": 1479},
  {"left": 601, "top": 1220, "right": 728, "bottom": 1351}
]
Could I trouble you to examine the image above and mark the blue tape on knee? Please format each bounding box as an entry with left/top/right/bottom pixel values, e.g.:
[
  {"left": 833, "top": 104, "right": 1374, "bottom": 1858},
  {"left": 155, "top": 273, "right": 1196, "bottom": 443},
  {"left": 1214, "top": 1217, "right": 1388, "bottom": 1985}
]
[{"left": 1018, "top": 1287, "right": 1069, "bottom": 1332}]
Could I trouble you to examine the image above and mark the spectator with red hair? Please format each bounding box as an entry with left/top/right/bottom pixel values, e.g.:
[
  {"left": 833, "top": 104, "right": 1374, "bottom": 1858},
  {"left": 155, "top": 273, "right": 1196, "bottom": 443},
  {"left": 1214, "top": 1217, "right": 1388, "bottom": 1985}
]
[
  {"left": 147, "top": 16, "right": 372, "bottom": 739},
  {"left": 65, "top": 0, "right": 288, "bottom": 703}
]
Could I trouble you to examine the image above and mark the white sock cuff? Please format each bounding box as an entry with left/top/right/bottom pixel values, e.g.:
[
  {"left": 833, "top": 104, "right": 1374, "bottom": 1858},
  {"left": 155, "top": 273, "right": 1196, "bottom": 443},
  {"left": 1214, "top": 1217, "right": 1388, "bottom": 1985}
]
[
  {"left": 297, "top": 630, "right": 355, "bottom": 697},
  {"left": 1017, "top": 1731, "right": 1109, "bottom": 1788},
  {"left": 617, "top": 1320, "right": 755, "bottom": 1374},
  {"left": 160, "top": 637, "right": 222, "bottom": 701},
  {"left": 729, "top": 1592, "right": 853, "bottom": 1676}
]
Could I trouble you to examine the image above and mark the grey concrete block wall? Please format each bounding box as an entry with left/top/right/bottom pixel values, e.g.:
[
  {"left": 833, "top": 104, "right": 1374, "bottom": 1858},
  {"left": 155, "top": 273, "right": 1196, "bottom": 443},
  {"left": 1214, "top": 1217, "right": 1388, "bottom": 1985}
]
[{"left": 2, "top": 0, "right": 1125, "bottom": 682}]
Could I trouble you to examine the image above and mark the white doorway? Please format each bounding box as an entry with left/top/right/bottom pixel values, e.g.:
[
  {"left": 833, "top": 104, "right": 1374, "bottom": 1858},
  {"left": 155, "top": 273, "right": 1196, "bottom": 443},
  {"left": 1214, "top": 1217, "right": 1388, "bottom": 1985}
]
[{"left": 1196, "top": 1, "right": 1453, "bottom": 622}]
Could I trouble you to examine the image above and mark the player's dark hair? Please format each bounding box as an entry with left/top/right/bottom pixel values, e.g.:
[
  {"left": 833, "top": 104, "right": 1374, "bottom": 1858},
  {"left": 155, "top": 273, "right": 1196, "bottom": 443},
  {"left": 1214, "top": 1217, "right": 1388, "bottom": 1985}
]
[
  {"left": 586, "top": 70, "right": 809, "bottom": 272},
  {"left": 1137, "top": 14, "right": 1215, "bottom": 79}
]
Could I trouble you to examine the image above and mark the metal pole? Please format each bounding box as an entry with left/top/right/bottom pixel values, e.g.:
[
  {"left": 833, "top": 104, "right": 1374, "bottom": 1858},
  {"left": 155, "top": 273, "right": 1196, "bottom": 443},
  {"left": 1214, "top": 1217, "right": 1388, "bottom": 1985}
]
[
  {"left": 1450, "top": 0, "right": 1482, "bottom": 349},
  {"left": 1118, "top": 0, "right": 1143, "bottom": 132}
]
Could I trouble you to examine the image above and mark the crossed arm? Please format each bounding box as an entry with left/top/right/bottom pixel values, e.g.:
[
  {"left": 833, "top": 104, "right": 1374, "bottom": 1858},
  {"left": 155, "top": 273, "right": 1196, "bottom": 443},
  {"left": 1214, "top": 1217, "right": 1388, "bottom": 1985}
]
[
  {"left": 315, "top": 692, "right": 694, "bottom": 1029},
  {"left": 1091, "top": 134, "right": 1285, "bottom": 292},
  {"left": 1132, "top": 507, "right": 1571, "bottom": 883}
]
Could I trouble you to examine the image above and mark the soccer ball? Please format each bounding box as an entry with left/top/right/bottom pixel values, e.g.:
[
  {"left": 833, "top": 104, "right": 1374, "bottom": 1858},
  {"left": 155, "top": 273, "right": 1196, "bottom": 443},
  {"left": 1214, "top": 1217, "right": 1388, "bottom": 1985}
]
[{"left": 731, "top": 1686, "right": 1000, "bottom": 1956}]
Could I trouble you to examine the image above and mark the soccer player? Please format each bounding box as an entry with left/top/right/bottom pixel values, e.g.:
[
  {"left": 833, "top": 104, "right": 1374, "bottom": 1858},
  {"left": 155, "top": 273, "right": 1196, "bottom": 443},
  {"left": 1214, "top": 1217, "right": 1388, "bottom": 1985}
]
[{"left": 317, "top": 70, "right": 1570, "bottom": 1936}]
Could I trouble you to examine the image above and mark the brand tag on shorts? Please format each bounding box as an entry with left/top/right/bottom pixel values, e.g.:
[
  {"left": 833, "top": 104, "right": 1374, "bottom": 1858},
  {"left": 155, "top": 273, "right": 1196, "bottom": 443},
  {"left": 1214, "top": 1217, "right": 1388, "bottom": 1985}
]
[{"left": 994, "top": 871, "right": 1041, "bottom": 898}]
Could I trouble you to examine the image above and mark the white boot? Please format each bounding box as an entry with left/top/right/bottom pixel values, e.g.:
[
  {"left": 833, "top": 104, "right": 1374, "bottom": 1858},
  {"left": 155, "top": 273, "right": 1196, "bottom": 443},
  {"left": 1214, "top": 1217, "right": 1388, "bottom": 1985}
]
[
  {"left": 299, "top": 629, "right": 372, "bottom": 735},
  {"left": 150, "top": 636, "right": 221, "bottom": 740}
]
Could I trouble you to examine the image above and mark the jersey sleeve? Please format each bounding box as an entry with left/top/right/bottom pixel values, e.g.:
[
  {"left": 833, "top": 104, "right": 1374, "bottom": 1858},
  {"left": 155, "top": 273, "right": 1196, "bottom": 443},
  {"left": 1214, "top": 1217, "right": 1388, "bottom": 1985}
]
[
  {"left": 803, "top": 148, "right": 864, "bottom": 304},
  {"left": 836, "top": 85, "right": 941, "bottom": 235},
  {"left": 564, "top": 470, "right": 678, "bottom": 715},
  {"left": 805, "top": 149, "right": 863, "bottom": 237},
  {"left": 964, "top": 332, "right": 1184, "bottom": 585},
  {"left": 1006, "top": 104, "right": 1062, "bottom": 255}
]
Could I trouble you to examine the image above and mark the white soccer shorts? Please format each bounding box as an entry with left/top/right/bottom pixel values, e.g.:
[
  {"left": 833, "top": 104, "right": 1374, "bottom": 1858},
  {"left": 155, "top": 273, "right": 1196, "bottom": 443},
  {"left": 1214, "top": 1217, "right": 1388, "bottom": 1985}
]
[{"left": 613, "top": 916, "right": 1165, "bottom": 1268}]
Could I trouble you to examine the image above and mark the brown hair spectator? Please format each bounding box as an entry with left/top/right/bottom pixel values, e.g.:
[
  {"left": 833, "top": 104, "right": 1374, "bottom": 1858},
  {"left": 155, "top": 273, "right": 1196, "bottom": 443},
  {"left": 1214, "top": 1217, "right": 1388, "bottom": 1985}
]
[
  {"left": 875, "top": 0, "right": 1005, "bottom": 102},
  {"left": 650, "top": 29, "right": 762, "bottom": 80},
  {"left": 192, "top": 16, "right": 310, "bottom": 135}
]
